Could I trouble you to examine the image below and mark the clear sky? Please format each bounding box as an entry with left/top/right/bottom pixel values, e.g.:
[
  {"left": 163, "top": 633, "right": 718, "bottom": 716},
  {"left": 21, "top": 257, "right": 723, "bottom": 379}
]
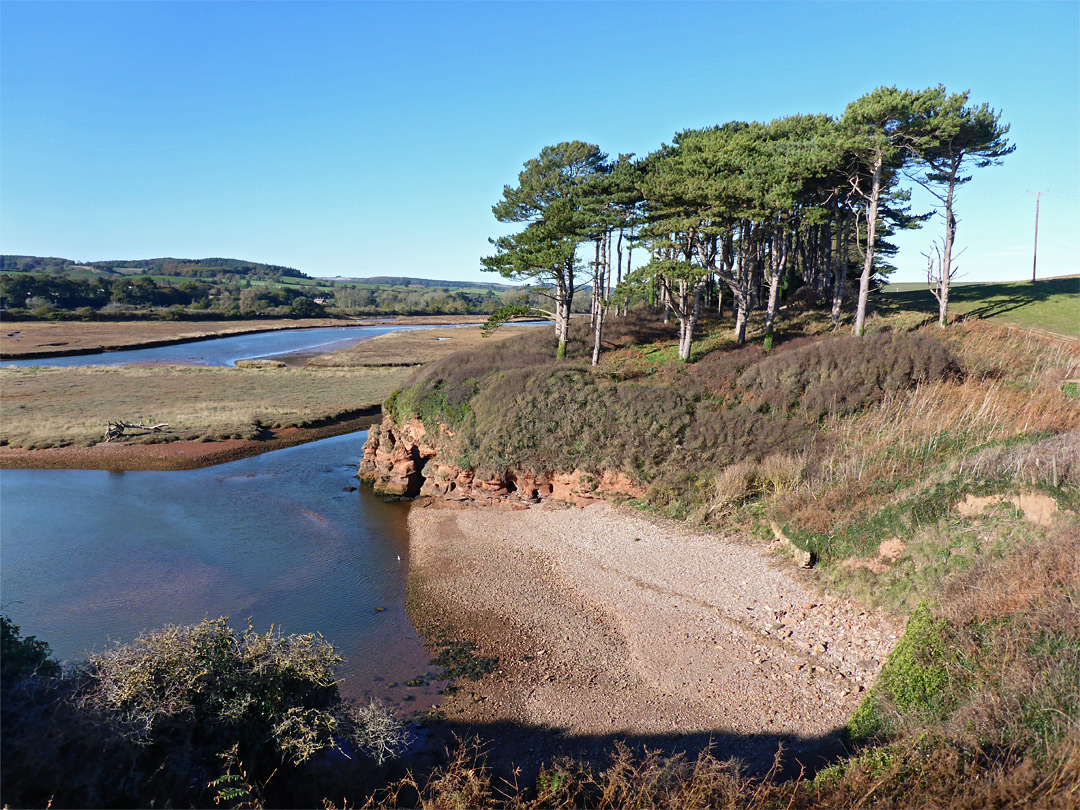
[{"left": 2, "top": 1, "right": 1077, "bottom": 284}]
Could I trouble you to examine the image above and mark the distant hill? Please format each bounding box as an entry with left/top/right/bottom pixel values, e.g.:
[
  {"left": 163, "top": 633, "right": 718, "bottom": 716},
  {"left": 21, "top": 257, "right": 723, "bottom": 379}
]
[{"left": 1, "top": 255, "right": 309, "bottom": 281}]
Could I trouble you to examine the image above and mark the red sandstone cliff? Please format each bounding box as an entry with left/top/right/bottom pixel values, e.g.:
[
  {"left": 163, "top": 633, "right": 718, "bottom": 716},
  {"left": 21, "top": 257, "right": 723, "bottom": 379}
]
[{"left": 358, "top": 414, "right": 645, "bottom": 506}]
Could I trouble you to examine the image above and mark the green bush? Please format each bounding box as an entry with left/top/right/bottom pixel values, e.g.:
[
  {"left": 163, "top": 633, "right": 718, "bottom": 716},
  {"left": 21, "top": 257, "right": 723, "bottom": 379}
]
[{"left": 736, "top": 331, "right": 959, "bottom": 420}]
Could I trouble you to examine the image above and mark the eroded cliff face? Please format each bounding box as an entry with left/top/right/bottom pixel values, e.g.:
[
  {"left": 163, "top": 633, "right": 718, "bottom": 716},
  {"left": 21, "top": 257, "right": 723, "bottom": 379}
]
[{"left": 358, "top": 414, "right": 645, "bottom": 506}]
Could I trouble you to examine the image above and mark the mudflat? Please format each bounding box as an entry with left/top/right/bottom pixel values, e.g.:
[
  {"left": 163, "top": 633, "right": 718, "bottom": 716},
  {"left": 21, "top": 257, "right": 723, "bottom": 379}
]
[
  {"left": 0, "top": 414, "right": 379, "bottom": 471},
  {"left": 408, "top": 500, "right": 904, "bottom": 775}
]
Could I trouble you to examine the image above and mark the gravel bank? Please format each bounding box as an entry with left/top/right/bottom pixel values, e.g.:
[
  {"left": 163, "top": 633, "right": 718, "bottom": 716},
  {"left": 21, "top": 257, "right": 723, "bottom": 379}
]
[{"left": 408, "top": 500, "right": 904, "bottom": 775}]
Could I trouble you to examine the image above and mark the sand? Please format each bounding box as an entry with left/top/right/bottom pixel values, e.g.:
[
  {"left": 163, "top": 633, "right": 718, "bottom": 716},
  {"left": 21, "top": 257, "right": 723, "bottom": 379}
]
[{"left": 407, "top": 499, "right": 903, "bottom": 776}]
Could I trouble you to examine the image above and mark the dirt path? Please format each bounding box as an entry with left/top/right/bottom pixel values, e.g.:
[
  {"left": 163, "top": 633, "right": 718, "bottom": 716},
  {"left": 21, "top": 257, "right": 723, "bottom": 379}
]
[{"left": 408, "top": 500, "right": 903, "bottom": 775}]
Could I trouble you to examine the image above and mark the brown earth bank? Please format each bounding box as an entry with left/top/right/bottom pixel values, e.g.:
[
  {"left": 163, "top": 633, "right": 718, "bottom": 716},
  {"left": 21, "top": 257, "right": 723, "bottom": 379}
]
[
  {"left": 0, "top": 410, "right": 380, "bottom": 471},
  {"left": 0, "top": 315, "right": 486, "bottom": 359},
  {"left": 406, "top": 500, "right": 903, "bottom": 781},
  {"left": 359, "top": 414, "right": 642, "bottom": 505}
]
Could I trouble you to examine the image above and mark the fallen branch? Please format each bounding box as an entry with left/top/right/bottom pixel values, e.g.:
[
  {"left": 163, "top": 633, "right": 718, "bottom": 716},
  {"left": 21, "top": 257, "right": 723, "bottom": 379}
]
[{"left": 104, "top": 420, "right": 170, "bottom": 443}]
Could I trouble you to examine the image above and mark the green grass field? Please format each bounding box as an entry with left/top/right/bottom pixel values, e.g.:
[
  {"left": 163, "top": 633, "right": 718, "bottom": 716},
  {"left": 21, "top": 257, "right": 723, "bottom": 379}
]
[{"left": 880, "top": 275, "right": 1078, "bottom": 338}]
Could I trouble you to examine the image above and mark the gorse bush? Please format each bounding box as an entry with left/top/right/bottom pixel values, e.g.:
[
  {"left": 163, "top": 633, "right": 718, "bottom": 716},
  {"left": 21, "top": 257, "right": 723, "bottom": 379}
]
[{"left": 392, "top": 311, "right": 682, "bottom": 432}]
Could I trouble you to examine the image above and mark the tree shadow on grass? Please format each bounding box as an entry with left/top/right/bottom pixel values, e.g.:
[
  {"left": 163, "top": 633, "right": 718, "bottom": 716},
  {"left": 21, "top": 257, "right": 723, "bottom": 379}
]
[{"left": 876, "top": 276, "right": 1079, "bottom": 324}]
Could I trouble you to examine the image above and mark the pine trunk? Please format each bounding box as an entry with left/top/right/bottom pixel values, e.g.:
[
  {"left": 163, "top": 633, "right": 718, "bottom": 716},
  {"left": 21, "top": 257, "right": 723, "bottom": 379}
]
[
  {"left": 938, "top": 182, "right": 956, "bottom": 328},
  {"left": 831, "top": 212, "right": 847, "bottom": 325},
  {"left": 854, "top": 152, "right": 883, "bottom": 337},
  {"left": 763, "top": 232, "right": 786, "bottom": 351}
]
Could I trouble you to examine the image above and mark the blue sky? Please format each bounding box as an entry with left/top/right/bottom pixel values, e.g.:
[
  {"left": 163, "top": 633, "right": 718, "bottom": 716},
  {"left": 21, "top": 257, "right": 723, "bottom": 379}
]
[{"left": 2, "top": 1, "right": 1077, "bottom": 284}]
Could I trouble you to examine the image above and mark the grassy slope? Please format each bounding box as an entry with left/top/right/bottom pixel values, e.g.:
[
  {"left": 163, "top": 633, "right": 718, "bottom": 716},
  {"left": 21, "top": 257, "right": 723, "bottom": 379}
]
[
  {"left": 381, "top": 297, "right": 1079, "bottom": 806},
  {"left": 880, "top": 275, "right": 1079, "bottom": 338}
]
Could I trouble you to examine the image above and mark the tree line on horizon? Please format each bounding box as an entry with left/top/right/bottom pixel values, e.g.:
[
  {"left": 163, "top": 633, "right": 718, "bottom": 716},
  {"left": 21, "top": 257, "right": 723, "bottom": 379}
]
[
  {"left": 482, "top": 85, "right": 1013, "bottom": 362},
  {"left": 0, "top": 255, "right": 310, "bottom": 281},
  {"left": 0, "top": 261, "right": 539, "bottom": 320}
]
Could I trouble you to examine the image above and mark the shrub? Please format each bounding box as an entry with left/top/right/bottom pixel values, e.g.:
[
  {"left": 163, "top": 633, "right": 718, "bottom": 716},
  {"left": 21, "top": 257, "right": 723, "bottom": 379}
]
[
  {"left": 758, "top": 451, "right": 807, "bottom": 494},
  {"left": 1, "top": 615, "right": 61, "bottom": 685},
  {"left": 705, "top": 460, "right": 756, "bottom": 518},
  {"left": 1, "top": 617, "right": 408, "bottom": 808},
  {"left": 80, "top": 617, "right": 407, "bottom": 770},
  {"left": 736, "top": 331, "right": 959, "bottom": 420}
]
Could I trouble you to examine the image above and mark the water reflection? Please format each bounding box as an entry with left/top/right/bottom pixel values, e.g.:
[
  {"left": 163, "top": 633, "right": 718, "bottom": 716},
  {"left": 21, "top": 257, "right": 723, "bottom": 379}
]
[{"left": 0, "top": 432, "right": 434, "bottom": 703}]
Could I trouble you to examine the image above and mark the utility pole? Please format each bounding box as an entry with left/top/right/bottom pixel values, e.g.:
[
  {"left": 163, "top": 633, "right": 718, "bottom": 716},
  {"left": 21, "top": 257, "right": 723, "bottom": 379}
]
[{"left": 1028, "top": 191, "right": 1042, "bottom": 282}]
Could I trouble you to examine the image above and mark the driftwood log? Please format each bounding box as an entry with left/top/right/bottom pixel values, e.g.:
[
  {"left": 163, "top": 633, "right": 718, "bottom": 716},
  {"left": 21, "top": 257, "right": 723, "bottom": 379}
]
[{"left": 104, "top": 420, "right": 170, "bottom": 443}]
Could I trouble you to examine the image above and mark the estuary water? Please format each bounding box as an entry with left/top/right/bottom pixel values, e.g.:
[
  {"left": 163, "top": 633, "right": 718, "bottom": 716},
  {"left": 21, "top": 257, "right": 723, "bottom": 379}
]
[
  {"left": 3, "top": 323, "right": 437, "bottom": 367},
  {"left": 1, "top": 321, "right": 468, "bottom": 703},
  {"left": 0, "top": 431, "right": 436, "bottom": 703}
]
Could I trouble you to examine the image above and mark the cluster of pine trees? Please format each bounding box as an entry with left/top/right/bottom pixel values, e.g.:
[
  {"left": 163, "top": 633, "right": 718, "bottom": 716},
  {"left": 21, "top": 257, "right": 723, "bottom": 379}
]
[{"left": 483, "top": 85, "right": 1013, "bottom": 362}]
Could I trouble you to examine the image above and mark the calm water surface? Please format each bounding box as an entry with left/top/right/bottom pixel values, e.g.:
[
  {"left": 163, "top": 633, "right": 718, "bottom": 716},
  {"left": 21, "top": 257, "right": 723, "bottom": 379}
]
[
  {"left": 4, "top": 324, "right": 440, "bottom": 368},
  {"left": 0, "top": 432, "right": 437, "bottom": 703}
]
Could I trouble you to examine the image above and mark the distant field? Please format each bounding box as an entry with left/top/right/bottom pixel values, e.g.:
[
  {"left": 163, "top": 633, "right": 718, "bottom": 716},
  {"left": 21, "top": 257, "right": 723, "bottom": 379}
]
[{"left": 880, "top": 275, "right": 1079, "bottom": 339}]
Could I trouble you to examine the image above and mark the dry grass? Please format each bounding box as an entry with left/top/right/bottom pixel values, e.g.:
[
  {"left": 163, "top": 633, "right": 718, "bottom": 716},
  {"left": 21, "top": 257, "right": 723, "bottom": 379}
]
[
  {"left": 0, "top": 364, "right": 413, "bottom": 448},
  {"left": 792, "top": 322, "right": 1080, "bottom": 525},
  {"left": 370, "top": 736, "right": 793, "bottom": 810},
  {"left": 306, "top": 324, "right": 542, "bottom": 367}
]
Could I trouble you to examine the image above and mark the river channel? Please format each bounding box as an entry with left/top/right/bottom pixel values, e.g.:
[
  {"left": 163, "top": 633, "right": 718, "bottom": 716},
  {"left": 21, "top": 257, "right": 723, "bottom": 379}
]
[
  {"left": 4, "top": 323, "right": 439, "bottom": 367},
  {"left": 0, "top": 325, "right": 451, "bottom": 707}
]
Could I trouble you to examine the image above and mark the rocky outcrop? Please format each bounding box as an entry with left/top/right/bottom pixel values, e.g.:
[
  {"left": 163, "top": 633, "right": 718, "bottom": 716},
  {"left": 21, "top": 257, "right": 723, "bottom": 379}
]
[
  {"left": 358, "top": 417, "right": 438, "bottom": 497},
  {"left": 358, "top": 414, "right": 646, "bottom": 506}
]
